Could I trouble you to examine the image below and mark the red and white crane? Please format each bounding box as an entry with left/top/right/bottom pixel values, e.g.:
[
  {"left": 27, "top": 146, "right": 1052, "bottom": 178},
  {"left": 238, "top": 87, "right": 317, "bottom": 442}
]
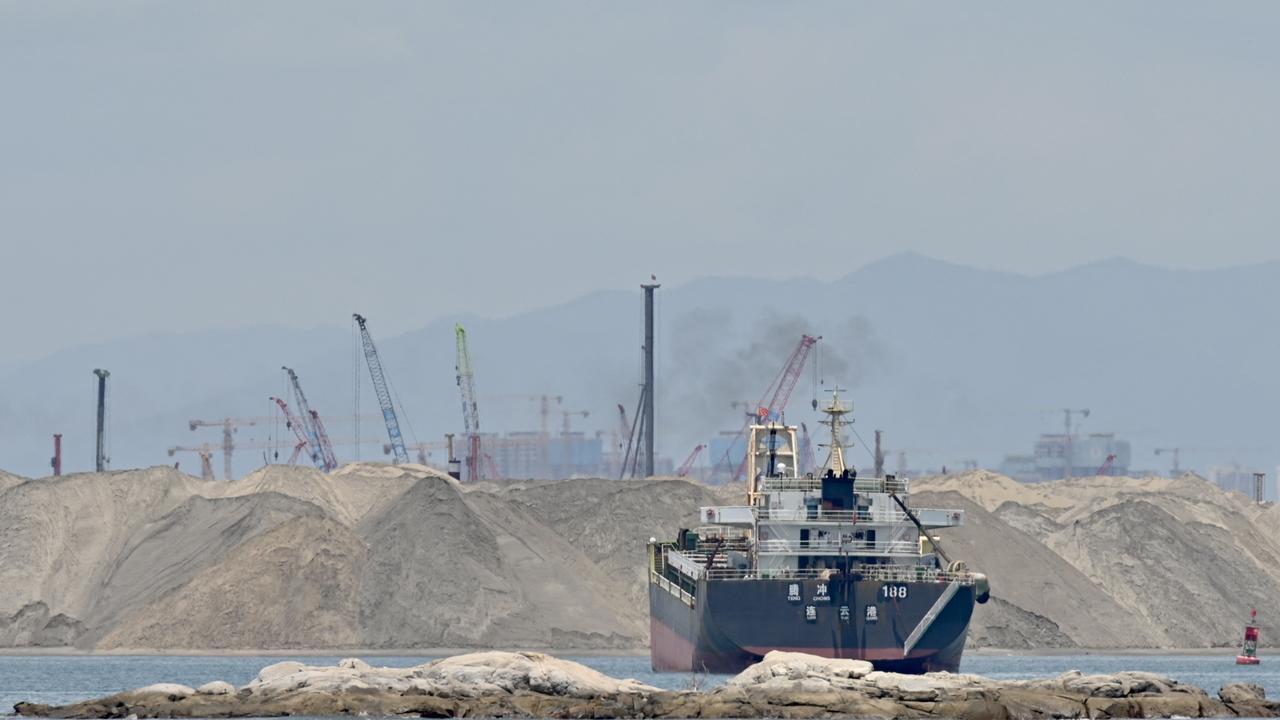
[
  {"left": 270, "top": 396, "right": 315, "bottom": 468},
  {"left": 711, "top": 334, "right": 820, "bottom": 481},
  {"left": 677, "top": 444, "right": 705, "bottom": 478}
]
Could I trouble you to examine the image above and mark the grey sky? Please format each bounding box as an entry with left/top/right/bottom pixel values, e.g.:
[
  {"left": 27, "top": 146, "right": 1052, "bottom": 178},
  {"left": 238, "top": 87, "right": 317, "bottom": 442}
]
[{"left": 4, "top": 2, "right": 1280, "bottom": 363}]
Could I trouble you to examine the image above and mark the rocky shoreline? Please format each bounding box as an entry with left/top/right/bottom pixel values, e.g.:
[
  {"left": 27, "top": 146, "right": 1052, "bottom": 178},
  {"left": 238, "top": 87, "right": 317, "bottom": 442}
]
[{"left": 13, "top": 651, "right": 1280, "bottom": 719}]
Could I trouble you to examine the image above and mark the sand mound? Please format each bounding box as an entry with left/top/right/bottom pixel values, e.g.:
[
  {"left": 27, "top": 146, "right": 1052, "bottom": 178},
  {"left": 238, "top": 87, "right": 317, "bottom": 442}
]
[
  {"left": 0, "top": 469, "right": 26, "bottom": 494},
  {"left": 1, "top": 462, "right": 1277, "bottom": 651}
]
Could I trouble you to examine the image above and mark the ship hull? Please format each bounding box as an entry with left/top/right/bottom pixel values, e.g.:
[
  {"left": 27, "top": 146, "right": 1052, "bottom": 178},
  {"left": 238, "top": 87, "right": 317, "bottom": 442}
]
[{"left": 650, "top": 575, "right": 975, "bottom": 674}]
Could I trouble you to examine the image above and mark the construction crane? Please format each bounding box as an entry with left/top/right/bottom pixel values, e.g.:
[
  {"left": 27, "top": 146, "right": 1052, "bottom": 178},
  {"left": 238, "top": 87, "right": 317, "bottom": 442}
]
[
  {"left": 283, "top": 366, "right": 338, "bottom": 472},
  {"left": 618, "top": 385, "right": 649, "bottom": 480},
  {"left": 1061, "top": 408, "right": 1090, "bottom": 479},
  {"left": 454, "top": 323, "right": 483, "bottom": 481},
  {"left": 558, "top": 409, "right": 589, "bottom": 478},
  {"left": 676, "top": 444, "right": 705, "bottom": 478},
  {"left": 189, "top": 417, "right": 258, "bottom": 480},
  {"left": 354, "top": 313, "right": 409, "bottom": 464},
  {"left": 711, "top": 335, "right": 820, "bottom": 482},
  {"left": 1096, "top": 453, "right": 1117, "bottom": 476},
  {"left": 383, "top": 440, "right": 446, "bottom": 466},
  {"left": 167, "top": 445, "right": 216, "bottom": 482},
  {"left": 1155, "top": 447, "right": 1181, "bottom": 475},
  {"left": 270, "top": 396, "right": 318, "bottom": 469}
]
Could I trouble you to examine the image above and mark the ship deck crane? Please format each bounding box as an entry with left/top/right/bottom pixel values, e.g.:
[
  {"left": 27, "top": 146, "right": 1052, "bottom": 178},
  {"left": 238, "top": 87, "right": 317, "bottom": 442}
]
[
  {"left": 354, "top": 313, "right": 409, "bottom": 464},
  {"left": 711, "top": 334, "right": 820, "bottom": 482},
  {"left": 455, "top": 324, "right": 483, "bottom": 481},
  {"left": 283, "top": 366, "right": 338, "bottom": 471}
]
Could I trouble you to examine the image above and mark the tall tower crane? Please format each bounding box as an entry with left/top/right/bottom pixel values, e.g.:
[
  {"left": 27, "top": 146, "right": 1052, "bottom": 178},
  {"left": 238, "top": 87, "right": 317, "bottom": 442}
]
[
  {"left": 270, "top": 396, "right": 318, "bottom": 469},
  {"left": 1155, "top": 447, "right": 1181, "bottom": 475},
  {"left": 455, "top": 323, "right": 482, "bottom": 481},
  {"left": 711, "top": 334, "right": 820, "bottom": 481},
  {"left": 283, "top": 366, "right": 338, "bottom": 472},
  {"left": 354, "top": 313, "right": 409, "bottom": 464},
  {"left": 167, "top": 444, "right": 216, "bottom": 482},
  {"left": 188, "top": 417, "right": 257, "bottom": 480}
]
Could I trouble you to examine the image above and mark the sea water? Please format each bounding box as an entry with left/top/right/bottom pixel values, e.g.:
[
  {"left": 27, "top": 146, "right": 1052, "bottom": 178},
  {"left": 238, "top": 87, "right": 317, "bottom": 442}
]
[{"left": 1, "top": 653, "right": 1275, "bottom": 716}]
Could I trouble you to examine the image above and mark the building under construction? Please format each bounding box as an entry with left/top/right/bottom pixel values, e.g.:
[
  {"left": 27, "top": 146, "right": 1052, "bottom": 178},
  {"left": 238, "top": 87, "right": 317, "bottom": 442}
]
[{"left": 999, "top": 432, "right": 1132, "bottom": 482}]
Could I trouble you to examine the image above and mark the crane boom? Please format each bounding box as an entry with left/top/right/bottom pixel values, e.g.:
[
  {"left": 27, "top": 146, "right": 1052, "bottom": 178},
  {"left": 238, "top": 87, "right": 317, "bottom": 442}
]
[
  {"left": 455, "top": 323, "right": 482, "bottom": 481},
  {"left": 677, "top": 444, "right": 705, "bottom": 477},
  {"left": 354, "top": 313, "right": 410, "bottom": 464},
  {"left": 270, "top": 395, "right": 322, "bottom": 469},
  {"left": 282, "top": 367, "right": 338, "bottom": 471},
  {"left": 711, "top": 334, "right": 820, "bottom": 481},
  {"left": 309, "top": 410, "right": 339, "bottom": 471}
]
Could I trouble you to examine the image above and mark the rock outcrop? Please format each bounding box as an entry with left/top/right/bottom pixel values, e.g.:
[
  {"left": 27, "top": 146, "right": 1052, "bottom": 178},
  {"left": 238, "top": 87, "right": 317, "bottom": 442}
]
[{"left": 14, "top": 651, "right": 1280, "bottom": 719}]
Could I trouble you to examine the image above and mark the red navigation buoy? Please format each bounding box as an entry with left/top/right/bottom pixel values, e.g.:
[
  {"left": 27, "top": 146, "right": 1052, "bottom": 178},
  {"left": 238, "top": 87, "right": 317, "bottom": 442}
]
[{"left": 1236, "top": 608, "right": 1260, "bottom": 665}]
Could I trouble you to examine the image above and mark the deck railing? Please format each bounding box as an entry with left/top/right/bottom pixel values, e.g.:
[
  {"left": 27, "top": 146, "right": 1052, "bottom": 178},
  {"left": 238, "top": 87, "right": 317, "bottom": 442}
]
[
  {"left": 757, "top": 508, "right": 904, "bottom": 523},
  {"left": 756, "top": 538, "right": 920, "bottom": 556},
  {"left": 757, "top": 476, "right": 910, "bottom": 494},
  {"left": 702, "top": 564, "right": 977, "bottom": 584}
]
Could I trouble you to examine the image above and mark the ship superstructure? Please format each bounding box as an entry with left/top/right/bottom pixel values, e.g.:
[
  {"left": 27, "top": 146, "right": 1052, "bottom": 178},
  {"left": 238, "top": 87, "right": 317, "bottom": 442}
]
[{"left": 649, "top": 391, "right": 989, "bottom": 673}]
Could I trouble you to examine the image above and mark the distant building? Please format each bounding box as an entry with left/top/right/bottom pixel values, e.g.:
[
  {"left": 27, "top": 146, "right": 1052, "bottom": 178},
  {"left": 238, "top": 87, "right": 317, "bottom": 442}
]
[
  {"left": 479, "top": 430, "right": 673, "bottom": 480},
  {"left": 707, "top": 431, "right": 747, "bottom": 485},
  {"left": 999, "top": 433, "right": 1132, "bottom": 482},
  {"left": 1209, "top": 463, "right": 1276, "bottom": 502}
]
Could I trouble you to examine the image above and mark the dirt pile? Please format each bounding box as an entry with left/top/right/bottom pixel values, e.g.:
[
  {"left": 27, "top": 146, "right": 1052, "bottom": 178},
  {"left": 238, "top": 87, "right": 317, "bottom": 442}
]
[
  {"left": 918, "top": 470, "right": 1280, "bottom": 648},
  {"left": 0, "top": 464, "right": 1272, "bottom": 651}
]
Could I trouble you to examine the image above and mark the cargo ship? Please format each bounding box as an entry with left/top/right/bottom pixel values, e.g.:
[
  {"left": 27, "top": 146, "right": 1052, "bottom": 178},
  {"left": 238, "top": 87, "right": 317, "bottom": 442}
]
[{"left": 648, "top": 390, "right": 990, "bottom": 674}]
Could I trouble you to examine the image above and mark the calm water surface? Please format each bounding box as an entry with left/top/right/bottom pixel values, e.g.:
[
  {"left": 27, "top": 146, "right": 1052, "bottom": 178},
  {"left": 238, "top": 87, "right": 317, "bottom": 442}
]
[{"left": 1, "top": 653, "right": 1275, "bottom": 716}]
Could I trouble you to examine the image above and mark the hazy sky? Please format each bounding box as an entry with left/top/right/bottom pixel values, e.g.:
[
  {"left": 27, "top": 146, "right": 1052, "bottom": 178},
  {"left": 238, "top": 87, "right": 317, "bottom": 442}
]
[{"left": 4, "top": 2, "right": 1280, "bottom": 363}]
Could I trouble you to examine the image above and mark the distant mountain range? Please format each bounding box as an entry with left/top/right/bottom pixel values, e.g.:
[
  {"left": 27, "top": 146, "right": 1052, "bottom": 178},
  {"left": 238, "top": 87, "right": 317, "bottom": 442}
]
[{"left": 4, "top": 252, "right": 1279, "bottom": 479}]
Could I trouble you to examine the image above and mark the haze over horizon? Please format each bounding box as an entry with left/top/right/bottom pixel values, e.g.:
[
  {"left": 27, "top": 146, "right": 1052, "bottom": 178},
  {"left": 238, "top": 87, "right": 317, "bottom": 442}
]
[{"left": 5, "top": 2, "right": 1280, "bottom": 361}]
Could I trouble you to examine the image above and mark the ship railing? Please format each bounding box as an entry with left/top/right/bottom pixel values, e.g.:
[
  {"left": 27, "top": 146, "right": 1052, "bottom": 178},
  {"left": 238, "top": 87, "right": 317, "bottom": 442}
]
[
  {"left": 756, "top": 538, "right": 921, "bottom": 556},
  {"left": 701, "top": 565, "right": 976, "bottom": 584},
  {"left": 756, "top": 507, "right": 963, "bottom": 526},
  {"left": 758, "top": 477, "right": 822, "bottom": 492},
  {"left": 664, "top": 548, "right": 707, "bottom": 580},
  {"left": 851, "top": 564, "right": 978, "bottom": 585},
  {"left": 650, "top": 570, "right": 696, "bottom": 608},
  {"left": 758, "top": 476, "right": 911, "bottom": 494},
  {"left": 704, "top": 567, "right": 832, "bottom": 580},
  {"left": 853, "top": 477, "right": 910, "bottom": 494},
  {"left": 757, "top": 508, "right": 905, "bottom": 523},
  {"left": 696, "top": 526, "right": 753, "bottom": 542}
]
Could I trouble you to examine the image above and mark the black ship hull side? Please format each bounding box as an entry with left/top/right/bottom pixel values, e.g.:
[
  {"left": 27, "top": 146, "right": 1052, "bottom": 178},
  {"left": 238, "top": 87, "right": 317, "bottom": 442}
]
[{"left": 650, "top": 576, "right": 975, "bottom": 674}]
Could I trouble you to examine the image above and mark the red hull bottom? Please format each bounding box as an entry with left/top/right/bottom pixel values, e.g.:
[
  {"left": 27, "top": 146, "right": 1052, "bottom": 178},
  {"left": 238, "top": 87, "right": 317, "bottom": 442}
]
[{"left": 1236, "top": 656, "right": 1260, "bottom": 665}]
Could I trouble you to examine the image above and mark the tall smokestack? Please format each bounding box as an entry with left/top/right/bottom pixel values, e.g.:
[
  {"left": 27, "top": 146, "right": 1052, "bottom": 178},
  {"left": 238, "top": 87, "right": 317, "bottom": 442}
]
[
  {"left": 641, "top": 281, "right": 659, "bottom": 477},
  {"left": 93, "top": 368, "right": 110, "bottom": 472}
]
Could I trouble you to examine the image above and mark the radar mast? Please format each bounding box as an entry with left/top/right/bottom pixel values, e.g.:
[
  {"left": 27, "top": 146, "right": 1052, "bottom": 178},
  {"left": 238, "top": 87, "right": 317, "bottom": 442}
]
[{"left": 819, "top": 389, "right": 853, "bottom": 475}]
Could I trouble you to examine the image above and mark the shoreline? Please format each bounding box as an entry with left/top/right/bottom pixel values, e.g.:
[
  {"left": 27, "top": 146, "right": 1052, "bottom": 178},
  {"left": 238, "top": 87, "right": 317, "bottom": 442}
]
[{"left": 0, "top": 646, "right": 1254, "bottom": 658}]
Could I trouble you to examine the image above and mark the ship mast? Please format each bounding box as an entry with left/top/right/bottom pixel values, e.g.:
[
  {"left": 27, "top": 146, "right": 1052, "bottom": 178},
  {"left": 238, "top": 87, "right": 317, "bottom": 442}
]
[{"left": 819, "top": 389, "right": 853, "bottom": 475}]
